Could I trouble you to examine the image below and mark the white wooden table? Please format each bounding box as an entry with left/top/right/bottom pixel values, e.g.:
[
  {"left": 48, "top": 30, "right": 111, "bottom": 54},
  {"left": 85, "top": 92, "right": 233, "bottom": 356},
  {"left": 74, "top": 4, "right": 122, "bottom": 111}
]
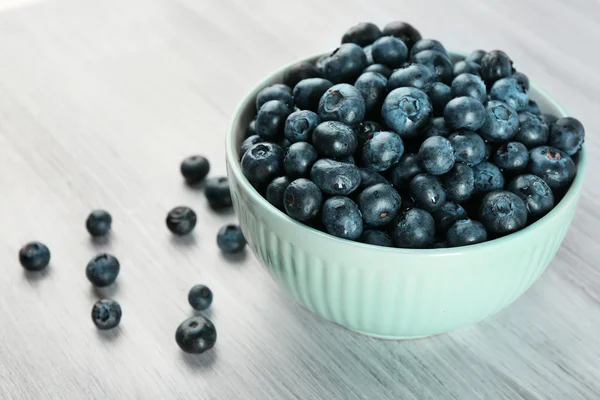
[{"left": 0, "top": 0, "right": 599, "bottom": 398}]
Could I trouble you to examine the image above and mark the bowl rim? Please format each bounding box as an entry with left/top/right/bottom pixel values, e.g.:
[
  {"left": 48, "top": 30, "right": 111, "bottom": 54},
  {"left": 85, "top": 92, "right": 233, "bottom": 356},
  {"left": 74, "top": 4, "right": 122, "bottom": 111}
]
[{"left": 226, "top": 51, "right": 587, "bottom": 256}]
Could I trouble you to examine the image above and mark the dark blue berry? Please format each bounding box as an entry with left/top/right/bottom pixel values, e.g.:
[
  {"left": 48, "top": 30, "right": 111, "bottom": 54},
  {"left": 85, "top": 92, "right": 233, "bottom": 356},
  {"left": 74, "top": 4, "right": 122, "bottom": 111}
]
[
  {"left": 166, "top": 206, "right": 197, "bottom": 235},
  {"left": 409, "top": 173, "right": 446, "bottom": 212},
  {"left": 217, "top": 225, "right": 246, "bottom": 254},
  {"left": 511, "top": 71, "right": 530, "bottom": 91},
  {"left": 423, "top": 117, "right": 450, "bottom": 138},
  {"left": 479, "top": 100, "right": 519, "bottom": 143},
  {"left": 188, "top": 284, "right": 213, "bottom": 311},
  {"left": 255, "top": 100, "right": 292, "bottom": 140},
  {"left": 418, "top": 136, "right": 455, "bottom": 175},
  {"left": 528, "top": 146, "right": 576, "bottom": 190},
  {"left": 19, "top": 242, "right": 50, "bottom": 271},
  {"left": 465, "top": 49, "right": 486, "bottom": 65},
  {"left": 175, "top": 316, "right": 217, "bottom": 354},
  {"left": 490, "top": 77, "right": 528, "bottom": 112},
  {"left": 180, "top": 155, "right": 210, "bottom": 185},
  {"left": 448, "top": 130, "right": 486, "bottom": 166},
  {"left": 541, "top": 114, "right": 558, "bottom": 126},
  {"left": 241, "top": 142, "right": 284, "bottom": 185},
  {"left": 387, "top": 63, "right": 435, "bottom": 90},
  {"left": 433, "top": 202, "right": 468, "bottom": 232},
  {"left": 427, "top": 82, "right": 452, "bottom": 116},
  {"left": 239, "top": 135, "right": 263, "bottom": 159},
  {"left": 364, "top": 64, "right": 392, "bottom": 78},
  {"left": 310, "top": 159, "right": 361, "bottom": 195},
  {"left": 443, "top": 163, "right": 475, "bottom": 203},
  {"left": 447, "top": 219, "right": 487, "bottom": 247},
  {"left": 91, "top": 299, "right": 122, "bottom": 330},
  {"left": 480, "top": 50, "right": 513, "bottom": 84},
  {"left": 494, "top": 142, "right": 529, "bottom": 171},
  {"left": 86, "top": 254, "right": 120, "bottom": 287},
  {"left": 86, "top": 210, "right": 112, "bottom": 237},
  {"left": 356, "top": 120, "right": 383, "bottom": 146},
  {"left": 390, "top": 153, "right": 422, "bottom": 188},
  {"left": 549, "top": 117, "right": 585, "bottom": 156},
  {"left": 284, "top": 110, "right": 320, "bottom": 143},
  {"left": 412, "top": 49, "right": 453, "bottom": 83},
  {"left": 451, "top": 73, "right": 487, "bottom": 104},
  {"left": 266, "top": 176, "right": 291, "bottom": 210},
  {"left": 507, "top": 174, "right": 554, "bottom": 222},
  {"left": 318, "top": 83, "right": 366, "bottom": 126},
  {"left": 283, "top": 62, "right": 320, "bottom": 88},
  {"left": 256, "top": 84, "right": 293, "bottom": 110},
  {"left": 515, "top": 111, "right": 549, "bottom": 148},
  {"left": 382, "top": 21, "right": 422, "bottom": 49},
  {"left": 342, "top": 22, "right": 382, "bottom": 47},
  {"left": 312, "top": 121, "right": 357, "bottom": 159},
  {"left": 362, "top": 131, "right": 404, "bottom": 172},
  {"left": 382, "top": 87, "right": 433, "bottom": 138},
  {"left": 472, "top": 162, "right": 505, "bottom": 194},
  {"left": 284, "top": 178, "right": 323, "bottom": 221},
  {"left": 478, "top": 190, "right": 527, "bottom": 237},
  {"left": 317, "top": 44, "right": 368, "bottom": 84},
  {"left": 443, "top": 96, "right": 486, "bottom": 131},
  {"left": 279, "top": 137, "right": 291, "bottom": 152},
  {"left": 359, "top": 230, "right": 393, "bottom": 247},
  {"left": 392, "top": 208, "right": 435, "bottom": 248},
  {"left": 453, "top": 60, "right": 481, "bottom": 77},
  {"left": 526, "top": 100, "right": 540, "bottom": 115},
  {"left": 284, "top": 142, "right": 318, "bottom": 178},
  {"left": 359, "top": 168, "right": 389, "bottom": 190},
  {"left": 410, "top": 39, "right": 448, "bottom": 58},
  {"left": 354, "top": 72, "right": 388, "bottom": 116},
  {"left": 205, "top": 177, "right": 232, "bottom": 209},
  {"left": 322, "top": 196, "right": 363, "bottom": 240},
  {"left": 358, "top": 183, "right": 402, "bottom": 227},
  {"left": 293, "top": 78, "right": 333, "bottom": 112},
  {"left": 371, "top": 36, "right": 408, "bottom": 68}
]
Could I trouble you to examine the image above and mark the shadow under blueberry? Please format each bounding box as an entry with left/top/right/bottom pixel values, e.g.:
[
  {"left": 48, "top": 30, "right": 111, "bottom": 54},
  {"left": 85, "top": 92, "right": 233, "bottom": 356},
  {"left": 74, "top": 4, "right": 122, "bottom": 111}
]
[
  {"left": 89, "top": 235, "right": 112, "bottom": 246},
  {"left": 183, "top": 180, "right": 206, "bottom": 191},
  {"left": 192, "top": 308, "right": 213, "bottom": 319},
  {"left": 90, "top": 282, "right": 119, "bottom": 298},
  {"left": 221, "top": 250, "right": 248, "bottom": 263},
  {"left": 169, "top": 234, "right": 197, "bottom": 247},
  {"left": 95, "top": 326, "right": 123, "bottom": 342},
  {"left": 180, "top": 348, "right": 218, "bottom": 370},
  {"left": 23, "top": 267, "right": 52, "bottom": 285},
  {"left": 206, "top": 205, "right": 235, "bottom": 217}
]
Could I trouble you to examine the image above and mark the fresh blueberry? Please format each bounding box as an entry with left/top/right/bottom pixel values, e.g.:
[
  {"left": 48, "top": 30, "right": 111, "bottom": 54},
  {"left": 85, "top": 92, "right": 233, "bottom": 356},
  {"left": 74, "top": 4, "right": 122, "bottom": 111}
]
[
  {"left": 443, "top": 96, "right": 486, "bottom": 131},
  {"left": 433, "top": 201, "right": 468, "bottom": 232},
  {"left": 284, "top": 110, "right": 320, "bottom": 143},
  {"left": 256, "top": 84, "right": 293, "bottom": 110},
  {"left": 356, "top": 120, "right": 382, "bottom": 146},
  {"left": 447, "top": 219, "right": 487, "bottom": 247},
  {"left": 392, "top": 207, "right": 435, "bottom": 248},
  {"left": 426, "top": 82, "right": 452, "bottom": 116},
  {"left": 188, "top": 284, "right": 213, "bottom": 311},
  {"left": 453, "top": 60, "right": 481, "bottom": 77},
  {"left": 354, "top": 72, "right": 388, "bottom": 116},
  {"left": 317, "top": 43, "right": 368, "bottom": 84},
  {"left": 382, "top": 87, "right": 433, "bottom": 138},
  {"left": 318, "top": 83, "right": 366, "bottom": 126},
  {"left": 423, "top": 117, "right": 450, "bottom": 138},
  {"left": 371, "top": 36, "right": 409, "bottom": 68},
  {"left": 265, "top": 176, "right": 291, "bottom": 210},
  {"left": 91, "top": 299, "right": 122, "bottom": 330},
  {"left": 443, "top": 163, "right": 475, "bottom": 203},
  {"left": 255, "top": 100, "right": 292, "bottom": 140},
  {"left": 526, "top": 100, "right": 541, "bottom": 115},
  {"left": 166, "top": 206, "right": 197, "bottom": 235},
  {"left": 549, "top": 117, "right": 585, "bottom": 156},
  {"left": 511, "top": 71, "right": 530, "bottom": 91},
  {"left": 478, "top": 100, "right": 519, "bottom": 143},
  {"left": 465, "top": 49, "right": 486, "bottom": 65},
  {"left": 410, "top": 39, "right": 449, "bottom": 58},
  {"left": 478, "top": 190, "right": 527, "bottom": 237},
  {"left": 480, "top": 50, "right": 513, "bottom": 84},
  {"left": 180, "top": 155, "right": 210, "bottom": 186},
  {"left": 358, "top": 183, "right": 402, "bottom": 227},
  {"left": 390, "top": 153, "right": 422, "bottom": 188},
  {"left": 472, "top": 162, "right": 505, "bottom": 194},
  {"left": 411, "top": 50, "right": 453, "bottom": 83},
  {"left": 342, "top": 22, "right": 382, "bottom": 47},
  {"left": 363, "top": 45, "right": 374, "bottom": 65},
  {"left": 241, "top": 142, "right": 284, "bottom": 185},
  {"left": 86, "top": 210, "right": 112, "bottom": 237},
  {"left": 448, "top": 130, "right": 486, "bottom": 166},
  {"left": 312, "top": 121, "right": 357, "bottom": 159},
  {"left": 363, "top": 64, "right": 393, "bottom": 78},
  {"left": 409, "top": 173, "right": 446, "bottom": 212},
  {"left": 86, "top": 254, "right": 120, "bottom": 287},
  {"left": 283, "top": 61, "right": 320, "bottom": 88},
  {"left": 490, "top": 77, "right": 528, "bottom": 112},
  {"left": 451, "top": 73, "right": 487, "bottom": 104},
  {"left": 293, "top": 78, "right": 333, "bottom": 112},
  {"left": 240, "top": 135, "right": 263, "bottom": 159},
  {"left": 217, "top": 224, "right": 246, "bottom": 254},
  {"left": 283, "top": 178, "right": 323, "bottom": 221},
  {"left": 246, "top": 120, "right": 256, "bottom": 137},
  {"left": 362, "top": 131, "right": 404, "bottom": 172},
  {"left": 541, "top": 114, "right": 559, "bottom": 126},
  {"left": 19, "top": 242, "right": 50, "bottom": 271},
  {"left": 515, "top": 111, "right": 549, "bottom": 148},
  {"left": 382, "top": 21, "right": 422, "bottom": 49},
  {"left": 528, "top": 146, "right": 576, "bottom": 190},
  {"left": 507, "top": 174, "right": 554, "bottom": 221},
  {"left": 205, "top": 177, "right": 232, "bottom": 209},
  {"left": 321, "top": 196, "right": 363, "bottom": 240},
  {"left": 279, "top": 137, "right": 293, "bottom": 152},
  {"left": 310, "top": 159, "right": 361, "bottom": 195},
  {"left": 418, "top": 136, "right": 455, "bottom": 175},
  {"left": 494, "top": 142, "right": 529, "bottom": 171},
  {"left": 359, "top": 230, "right": 393, "bottom": 247},
  {"left": 283, "top": 142, "right": 318, "bottom": 178},
  {"left": 387, "top": 63, "right": 435, "bottom": 90},
  {"left": 359, "top": 168, "right": 389, "bottom": 190},
  {"left": 175, "top": 316, "right": 217, "bottom": 354}
]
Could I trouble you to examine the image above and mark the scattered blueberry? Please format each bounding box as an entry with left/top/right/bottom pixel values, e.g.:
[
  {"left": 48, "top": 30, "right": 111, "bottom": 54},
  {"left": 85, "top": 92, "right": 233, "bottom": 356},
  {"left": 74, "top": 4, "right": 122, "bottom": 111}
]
[
  {"left": 318, "top": 83, "right": 366, "bottom": 126},
  {"left": 418, "top": 136, "right": 455, "bottom": 175},
  {"left": 364, "top": 64, "right": 393, "bottom": 78},
  {"left": 86, "top": 254, "right": 120, "bottom": 287},
  {"left": 382, "top": 21, "right": 422, "bottom": 49},
  {"left": 166, "top": 206, "right": 197, "bottom": 235},
  {"left": 241, "top": 142, "right": 284, "bottom": 185},
  {"left": 465, "top": 49, "right": 486, "bottom": 65},
  {"left": 423, "top": 117, "right": 450, "bottom": 138},
  {"left": 382, "top": 87, "right": 433, "bottom": 138},
  {"left": 91, "top": 299, "right": 122, "bottom": 330},
  {"left": 317, "top": 43, "right": 368, "bottom": 84},
  {"left": 411, "top": 49, "right": 453, "bottom": 83},
  {"left": 256, "top": 84, "right": 294, "bottom": 110},
  {"left": 409, "top": 173, "right": 446, "bottom": 212},
  {"left": 433, "top": 201, "right": 468, "bottom": 233},
  {"left": 549, "top": 117, "right": 585, "bottom": 156},
  {"left": 443, "top": 163, "right": 475, "bottom": 203},
  {"left": 266, "top": 176, "right": 291, "bottom": 210},
  {"left": 443, "top": 96, "right": 486, "bottom": 131},
  {"left": 479, "top": 100, "right": 519, "bottom": 143},
  {"left": 312, "top": 121, "right": 358, "bottom": 159},
  {"left": 362, "top": 131, "right": 404, "bottom": 172},
  {"left": 507, "top": 174, "right": 554, "bottom": 221},
  {"left": 371, "top": 36, "right": 408, "bottom": 68},
  {"left": 447, "top": 219, "right": 488, "bottom": 247},
  {"left": 284, "top": 142, "right": 318, "bottom": 178},
  {"left": 217, "top": 224, "right": 247, "bottom": 254},
  {"left": 494, "top": 142, "right": 529, "bottom": 171},
  {"left": 188, "top": 284, "right": 213, "bottom": 311},
  {"left": 490, "top": 77, "right": 528, "bottom": 112},
  {"left": 86, "top": 210, "right": 112, "bottom": 237},
  {"left": 426, "top": 82, "right": 452, "bottom": 116},
  {"left": 283, "top": 61, "right": 320, "bottom": 88},
  {"left": 390, "top": 153, "right": 422, "bottom": 188},
  {"left": 515, "top": 111, "right": 549, "bottom": 148},
  {"left": 358, "top": 183, "right": 402, "bottom": 227},
  {"left": 293, "top": 78, "right": 333, "bottom": 112},
  {"left": 283, "top": 178, "right": 323, "bottom": 221},
  {"left": 321, "top": 196, "right": 363, "bottom": 240},
  {"left": 255, "top": 100, "right": 292, "bottom": 140},
  {"left": 392, "top": 207, "right": 435, "bottom": 248},
  {"left": 284, "top": 110, "right": 320, "bottom": 143},
  {"left": 180, "top": 155, "right": 210, "bottom": 185},
  {"left": 528, "top": 146, "right": 576, "bottom": 190},
  {"left": 240, "top": 135, "right": 263, "bottom": 159},
  {"left": 310, "top": 158, "right": 361, "bottom": 195},
  {"left": 359, "top": 230, "right": 393, "bottom": 247},
  {"left": 480, "top": 50, "right": 513, "bottom": 84},
  {"left": 448, "top": 130, "right": 486, "bottom": 166},
  {"left": 451, "top": 73, "right": 487, "bottom": 104},
  {"left": 359, "top": 168, "right": 389, "bottom": 190},
  {"left": 387, "top": 63, "right": 435, "bottom": 90},
  {"left": 472, "top": 162, "right": 505, "bottom": 194},
  {"left": 175, "top": 316, "right": 217, "bottom": 354},
  {"left": 19, "top": 242, "right": 50, "bottom": 271},
  {"left": 478, "top": 190, "right": 527, "bottom": 237},
  {"left": 205, "top": 177, "right": 232, "bottom": 209},
  {"left": 342, "top": 22, "right": 382, "bottom": 47},
  {"left": 453, "top": 60, "right": 481, "bottom": 77},
  {"left": 354, "top": 72, "right": 388, "bottom": 116}
]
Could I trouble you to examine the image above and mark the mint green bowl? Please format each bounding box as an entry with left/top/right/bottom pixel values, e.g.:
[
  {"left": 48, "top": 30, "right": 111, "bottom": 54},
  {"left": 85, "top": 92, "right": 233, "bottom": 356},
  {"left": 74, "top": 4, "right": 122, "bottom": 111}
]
[{"left": 226, "top": 53, "right": 586, "bottom": 339}]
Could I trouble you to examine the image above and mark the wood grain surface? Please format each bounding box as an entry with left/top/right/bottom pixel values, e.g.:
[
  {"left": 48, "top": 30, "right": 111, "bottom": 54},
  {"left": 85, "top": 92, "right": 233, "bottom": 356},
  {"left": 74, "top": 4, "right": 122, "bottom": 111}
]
[{"left": 0, "top": 0, "right": 599, "bottom": 399}]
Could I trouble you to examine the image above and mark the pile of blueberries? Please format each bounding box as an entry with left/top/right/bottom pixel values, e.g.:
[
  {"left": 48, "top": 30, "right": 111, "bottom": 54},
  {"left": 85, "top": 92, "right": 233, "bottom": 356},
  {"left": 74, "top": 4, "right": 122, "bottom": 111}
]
[
  {"left": 18, "top": 155, "right": 247, "bottom": 355},
  {"left": 240, "top": 21, "right": 585, "bottom": 248}
]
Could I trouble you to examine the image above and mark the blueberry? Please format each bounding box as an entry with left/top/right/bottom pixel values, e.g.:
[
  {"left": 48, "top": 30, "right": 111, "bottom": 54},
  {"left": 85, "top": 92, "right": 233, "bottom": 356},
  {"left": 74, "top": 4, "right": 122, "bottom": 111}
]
[
  {"left": 246, "top": 120, "right": 256, "bottom": 137},
  {"left": 447, "top": 219, "right": 487, "bottom": 247},
  {"left": 166, "top": 206, "right": 197, "bottom": 235},
  {"left": 448, "top": 130, "right": 486, "bottom": 166},
  {"left": 409, "top": 173, "right": 446, "bottom": 212},
  {"left": 293, "top": 78, "right": 333, "bottom": 112},
  {"left": 382, "top": 87, "right": 433, "bottom": 138},
  {"left": 311, "top": 121, "right": 357, "bottom": 159},
  {"left": 426, "top": 82, "right": 452, "bottom": 116},
  {"left": 423, "top": 117, "right": 450, "bottom": 138},
  {"left": 411, "top": 50, "right": 453, "bottom": 84},
  {"left": 359, "top": 168, "right": 389, "bottom": 190},
  {"left": 256, "top": 84, "right": 293, "bottom": 110},
  {"left": 359, "top": 230, "right": 393, "bottom": 247},
  {"left": 433, "top": 201, "right": 468, "bottom": 232},
  {"left": 283, "top": 178, "right": 323, "bottom": 221},
  {"left": 453, "top": 60, "right": 481, "bottom": 77},
  {"left": 410, "top": 39, "right": 449, "bottom": 58},
  {"left": 180, "top": 155, "right": 210, "bottom": 185},
  {"left": 478, "top": 100, "right": 519, "bottom": 143},
  {"left": 239, "top": 135, "right": 263, "bottom": 159},
  {"left": 284, "top": 110, "right": 320, "bottom": 143},
  {"left": 283, "top": 142, "right": 318, "bottom": 178},
  {"left": 465, "top": 49, "right": 486, "bottom": 65},
  {"left": 280, "top": 138, "right": 292, "bottom": 151},
  {"left": 265, "top": 176, "right": 291, "bottom": 210},
  {"left": 443, "top": 163, "right": 475, "bottom": 203},
  {"left": 175, "top": 316, "right": 217, "bottom": 354},
  {"left": 480, "top": 50, "right": 513, "bottom": 84},
  {"left": 392, "top": 208, "right": 435, "bottom": 248},
  {"left": 362, "top": 131, "right": 404, "bottom": 172},
  {"left": 354, "top": 72, "right": 388, "bottom": 116},
  {"left": 479, "top": 190, "right": 527, "bottom": 237},
  {"left": 310, "top": 159, "right": 361, "bottom": 195},
  {"left": 494, "top": 142, "right": 529, "bottom": 171},
  {"left": 451, "top": 73, "right": 486, "bottom": 104},
  {"left": 86, "top": 210, "right": 112, "bottom": 237},
  {"left": 549, "top": 117, "right": 585, "bottom": 156},
  {"left": 317, "top": 44, "right": 368, "bottom": 84},
  {"left": 318, "top": 83, "right": 365, "bottom": 126},
  {"left": 241, "top": 142, "right": 284, "bottom": 185},
  {"left": 526, "top": 100, "right": 541, "bottom": 115},
  {"left": 528, "top": 146, "right": 576, "bottom": 190},
  {"left": 356, "top": 120, "right": 383, "bottom": 146},
  {"left": 507, "top": 174, "right": 554, "bottom": 221},
  {"left": 490, "top": 77, "right": 528, "bottom": 112},
  {"left": 371, "top": 36, "right": 409, "bottom": 68},
  {"left": 19, "top": 242, "right": 50, "bottom": 271},
  {"left": 515, "top": 111, "right": 549, "bottom": 148},
  {"left": 390, "top": 153, "right": 422, "bottom": 188},
  {"left": 283, "top": 62, "right": 320, "bottom": 88},
  {"left": 443, "top": 96, "right": 486, "bottom": 131},
  {"left": 472, "top": 162, "right": 505, "bottom": 194},
  {"left": 342, "top": 22, "right": 382, "bottom": 47},
  {"left": 363, "top": 44, "right": 374, "bottom": 65},
  {"left": 541, "top": 114, "right": 558, "bottom": 126},
  {"left": 217, "top": 224, "right": 246, "bottom": 254},
  {"left": 322, "top": 196, "right": 363, "bottom": 240},
  {"left": 511, "top": 71, "right": 530, "bottom": 91},
  {"left": 91, "top": 299, "right": 122, "bottom": 330},
  {"left": 86, "top": 254, "right": 120, "bottom": 287},
  {"left": 382, "top": 21, "right": 422, "bottom": 49},
  {"left": 387, "top": 63, "right": 435, "bottom": 91},
  {"left": 188, "top": 284, "right": 213, "bottom": 311},
  {"left": 357, "top": 183, "right": 402, "bottom": 227},
  {"left": 363, "top": 64, "right": 393, "bottom": 78},
  {"left": 418, "top": 136, "right": 455, "bottom": 175},
  {"left": 255, "top": 100, "right": 292, "bottom": 140},
  {"left": 205, "top": 177, "right": 232, "bottom": 209}
]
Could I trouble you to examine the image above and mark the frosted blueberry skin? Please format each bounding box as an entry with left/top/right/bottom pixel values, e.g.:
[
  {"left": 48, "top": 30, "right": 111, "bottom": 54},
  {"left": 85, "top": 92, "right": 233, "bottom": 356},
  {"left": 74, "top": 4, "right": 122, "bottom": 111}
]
[
  {"left": 392, "top": 208, "right": 436, "bottom": 249},
  {"left": 549, "top": 117, "right": 585, "bottom": 156},
  {"left": 382, "top": 87, "right": 433, "bottom": 139},
  {"left": 479, "top": 100, "right": 519, "bottom": 143},
  {"left": 188, "top": 284, "right": 213, "bottom": 311},
  {"left": 490, "top": 77, "right": 529, "bottom": 112},
  {"left": 310, "top": 159, "right": 361, "bottom": 196},
  {"left": 515, "top": 112, "right": 549, "bottom": 149},
  {"left": 480, "top": 50, "right": 513, "bottom": 84},
  {"left": 443, "top": 96, "right": 486, "bottom": 131},
  {"left": 362, "top": 131, "right": 405, "bottom": 172},
  {"left": 284, "top": 110, "right": 320, "bottom": 143},
  {"left": 321, "top": 196, "right": 363, "bottom": 240},
  {"left": 527, "top": 146, "right": 576, "bottom": 190},
  {"left": 447, "top": 219, "right": 488, "bottom": 247},
  {"left": 166, "top": 206, "right": 197, "bottom": 236},
  {"left": 418, "top": 136, "right": 455, "bottom": 176},
  {"left": 479, "top": 190, "right": 528, "bottom": 237},
  {"left": 371, "top": 36, "right": 409, "bottom": 68},
  {"left": 91, "top": 299, "right": 122, "bottom": 330},
  {"left": 494, "top": 142, "right": 530, "bottom": 172},
  {"left": 317, "top": 43, "right": 368, "bottom": 84},
  {"left": 507, "top": 174, "right": 555, "bottom": 222},
  {"left": 318, "top": 83, "right": 366, "bottom": 126},
  {"left": 472, "top": 162, "right": 505, "bottom": 195},
  {"left": 86, "top": 254, "right": 120, "bottom": 287},
  {"left": 241, "top": 142, "right": 285, "bottom": 186},
  {"left": 387, "top": 63, "right": 435, "bottom": 91},
  {"left": 283, "top": 178, "right": 323, "bottom": 222},
  {"left": 175, "top": 316, "right": 217, "bottom": 354}
]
